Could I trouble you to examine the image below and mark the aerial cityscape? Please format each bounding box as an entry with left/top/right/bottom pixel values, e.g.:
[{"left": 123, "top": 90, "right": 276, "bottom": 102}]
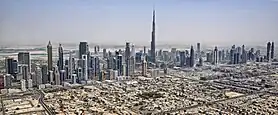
[{"left": 1, "top": 0, "right": 278, "bottom": 115}]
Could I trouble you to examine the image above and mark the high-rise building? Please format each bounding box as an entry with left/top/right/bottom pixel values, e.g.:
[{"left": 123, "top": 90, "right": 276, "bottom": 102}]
[
  {"left": 22, "top": 64, "right": 29, "bottom": 80},
  {"left": 60, "top": 70, "right": 66, "bottom": 85},
  {"left": 241, "top": 45, "right": 247, "bottom": 63},
  {"left": 125, "top": 42, "right": 131, "bottom": 76},
  {"left": 82, "top": 55, "right": 88, "bottom": 81},
  {"left": 142, "top": 56, "right": 147, "bottom": 76},
  {"left": 267, "top": 42, "right": 271, "bottom": 62},
  {"left": 230, "top": 45, "right": 236, "bottom": 64},
  {"left": 179, "top": 51, "right": 186, "bottom": 67},
  {"left": 271, "top": 42, "right": 275, "bottom": 59},
  {"left": 150, "top": 9, "right": 156, "bottom": 64},
  {"left": 49, "top": 70, "right": 54, "bottom": 84},
  {"left": 197, "top": 43, "right": 201, "bottom": 59},
  {"left": 130, "top": 44, "right": 136, "bottom": 76},
  {"left": 0, "top": 74, "right": 4, "bottom": 89},
  {"left": 213, "top": 46, "right": 218, "bottom": 65},
  {"left": 5, "top": 57, "right": 18, "bottom": 77},
  {"left": 103, "top": 48, "right": 107, "bottom": 58},
  {"left": 41, "top": 65, "right": 48, "bottom": 84},
  {"left": 4, "top": 74, "right": 12, "bottom": 88},
  {"left": 58, "top": 43, "right": 64, "bottom": 71},
  {"left": 54, "top": 66, "right": 60, "bottom": 85},
  {"left": 68, "top": 51, "right": 73, "bottom": 80},
  {"left": 189, "top": 46, "right": 195, "bottom": 67},
  {"left": 79, "top": 42, "right": 89, "bottom": 59},
  {"left": 18, "top": 52, "right": 31, "bottom": 72},
  {"left": 47, "top": 41, "right": 53, "bottom": 71},
  {"left": 35, "top": 66, "right": 42, "bottom": 86},
  {"left": 116, "top": 54, "right": 123, "bottom": 76},
  {"left": 21, "top": 79, "right": 26, "bottom": 91}
]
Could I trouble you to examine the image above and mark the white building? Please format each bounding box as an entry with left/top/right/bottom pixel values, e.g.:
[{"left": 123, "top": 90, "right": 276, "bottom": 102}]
[{"left": 21, "top": 79, "right": 26, "bottom": 91}]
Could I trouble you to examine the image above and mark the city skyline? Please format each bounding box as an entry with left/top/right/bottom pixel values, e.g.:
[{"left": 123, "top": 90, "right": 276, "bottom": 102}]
[{"left": 0, "top": 0, "right": 278, "bottom": 46}]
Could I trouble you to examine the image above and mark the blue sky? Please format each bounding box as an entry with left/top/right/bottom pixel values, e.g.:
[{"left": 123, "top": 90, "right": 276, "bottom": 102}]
[{"left": 0, "top": 0, "right": 278, "bottom": 46}]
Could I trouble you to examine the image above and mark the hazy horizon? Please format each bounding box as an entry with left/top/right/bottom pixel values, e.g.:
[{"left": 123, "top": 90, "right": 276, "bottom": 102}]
[{"left": 0, "top": 0, "right": 278, "bottom": 46}]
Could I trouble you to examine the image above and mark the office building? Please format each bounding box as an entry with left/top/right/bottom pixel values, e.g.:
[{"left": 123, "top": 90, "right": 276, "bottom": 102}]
[
  {"left": 125, "top": 42, "right": 131, "bottom": 76},
  {"left": 68, "top": 50, "right": 73, "bottom": 80},
  {"left": 142, "top": 57, "right": 147, "bottom": 77},
  {"left": 271, "top": 42, "right": 275, "bottom": 59},
  {"left": 21, "top": 79, "right": 26, "bottom": 91},
  {"left": 0, "top": 74, "right": 4, "bottom": 89},
  {"left": 54, "top": 66, "right": 60, "bottom": 85},
  {"left": 58, "top": 43, "right": 64, "bottom": 70},
  {"left": 213, "top": 46, "right": 218, "bottom": 65},
  {"left": 18, "top": 52, "right": 31, "bottom": 72},
  {"left": 179, "top": 51, "right": 186, "bottom": 67},
  {"left": 82, "top": 55, "right": 88, "bottom": 81},
  {"left": 190, "top": 46, "right": 195, "bottom": 67},
  {"left": 72, "top": 74, "right": 77, "bottom": 84},
  {"left": 28, "top": 79, "right": 32, "bottom": 89},
  {"left": 22, "top": 64, "right": 29, "bottom": 80},
  {"left": 47, "top": 41, "right": 53, "bottom": 71},
  {"left": 49, "top": 70, "right": 54, "bottom": 85},
  {"left": 79, "top": 42, "right": 89, "bottom": 59},
  {"left": 35, "top": 67, "right": 42, "bottom": 86},
  {"left": 60, "top": 70, "right": 66, "bottom": 85},
  {"left": 41, "top": 65, "right": 48, "bottom": 84},
  {"left": 116, "top": 54, "right": 123, "bottom": 76},
  {"left": 267, "top": 42, "right": 271, "bottom": 62},
  {"left": 197, "top": 43, "right": 201, "bottom": 59},
  {"left": 5, "top": 57, "right": 18, "bottom": 77}
]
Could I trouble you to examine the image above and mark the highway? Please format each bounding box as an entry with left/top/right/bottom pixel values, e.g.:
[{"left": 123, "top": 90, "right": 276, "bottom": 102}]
[{"left": 37, "top": 90, "right": 55, "bottom": 115}]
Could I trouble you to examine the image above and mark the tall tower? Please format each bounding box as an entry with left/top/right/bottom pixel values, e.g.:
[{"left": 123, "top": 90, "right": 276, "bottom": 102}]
[
  {"left": 190, "top": 46, "right": 195, "bottom": 67},
  {"left": 18, "top": 52, "right": 31, "bottom": 72},
  {"left": 150, "top": 9, "right": 156, "bottom": 64},
  {"left": 271, "top": 42, "right": 275, "bottom": 59},
  {"left": 267, "top": 42, "right": 271, "bottom": 62},
  {"left": 125, "top": 42, "right": 131, "bottom": 76},
  {"left": 58, "top": 43, "right": 64, "bottom": 71},
  {"left": 47, "top": 41, "right": 53, "bottom": 71},
  {"left": 79, "top": 42, "right": 89, "bottom": 59},
  {"left": 68, "top": 50, "right": 73, "bottom": 80},
  {"left": 213, "top": 46, "right": 218, "bottom": 65},
  {"left": 197, "top": 43, "right": 201, "bottom": 59}
]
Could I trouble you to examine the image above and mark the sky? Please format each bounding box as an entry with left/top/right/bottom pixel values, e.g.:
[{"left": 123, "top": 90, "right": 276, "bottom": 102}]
[{"left": 0, "top": 0, "right": 278, "bottom": 46}]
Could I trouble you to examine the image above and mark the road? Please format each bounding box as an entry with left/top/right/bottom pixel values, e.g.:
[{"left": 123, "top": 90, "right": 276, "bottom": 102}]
[{"left": 37, "top": 90, "right": 55, "bottom": 115}]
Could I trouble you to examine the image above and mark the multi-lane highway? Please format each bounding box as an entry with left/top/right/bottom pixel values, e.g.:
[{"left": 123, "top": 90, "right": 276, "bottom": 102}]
[{"left": 37, "top": 90, "right": 55, "bottom": 115}]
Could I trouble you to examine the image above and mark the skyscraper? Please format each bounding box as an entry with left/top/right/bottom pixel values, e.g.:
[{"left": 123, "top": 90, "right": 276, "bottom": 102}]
[
  {"left": 130, "top": 44, "right": 136, "bottom": 76},
  {"left": 267, "top": 42, "right": 271, "bottom": 62},
  {"left": 5, "top": 57, "right": 18, "bottom": 77},
  {"left": 68, "top": 50, "right": 73, "bottom": 80},
  {"left": 150, "top": 9, "right": 156, "bottom": 64},
  {"left": 179, "top": 51, "right": 186, "bottom": 67},
  {"left": 58, "top": 43, "right": 64, "bottom": 71},
  {"left": 142, "top": 56, "right": 147, "bottom": 77},
  {"left": 125, "top": 42, "right": 131, "bottom": 76},
  {"left": 197, "top": 43, "right": 201, "bottom": 59},
  {"left": 190, "top": 46, "right": 195, "bottom": 67},
  {"left": 213, "top": 46, "right": 218, "bottom": 65},
  {"left": 47, "top": 41, "right": 53, "bottom": 71},
  {"left": 271, "top": 42, "right": 275, "bottom": 59},
  {"left": 18, "top": 52, "right": 31, "bottom": 72},
  {"left": 79, "top": 42, "right": 89, "bottom": 59}
]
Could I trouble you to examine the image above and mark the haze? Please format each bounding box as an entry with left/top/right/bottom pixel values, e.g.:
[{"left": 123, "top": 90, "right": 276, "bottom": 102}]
[{"left": 0, "top": 0, "right": 278, "bottom": 46}]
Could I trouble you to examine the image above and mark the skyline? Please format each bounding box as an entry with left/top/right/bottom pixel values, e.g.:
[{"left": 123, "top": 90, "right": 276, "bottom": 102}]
[{"left": 0, "top": 0, "right": 278, "bottom": 46}]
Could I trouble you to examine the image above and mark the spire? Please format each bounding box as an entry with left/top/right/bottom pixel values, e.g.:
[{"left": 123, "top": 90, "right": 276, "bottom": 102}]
[
  {"left": 48, "top": 41, "right": 52, "bottom": 46},
  {"left": 152, "top": 7, "right": 156, "bottom": 33}
]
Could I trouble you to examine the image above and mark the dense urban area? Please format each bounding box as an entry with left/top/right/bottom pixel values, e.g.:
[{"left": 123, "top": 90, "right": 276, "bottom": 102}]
[{"left": 0, "top": 9, "right": 278, "bottom": 115}]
